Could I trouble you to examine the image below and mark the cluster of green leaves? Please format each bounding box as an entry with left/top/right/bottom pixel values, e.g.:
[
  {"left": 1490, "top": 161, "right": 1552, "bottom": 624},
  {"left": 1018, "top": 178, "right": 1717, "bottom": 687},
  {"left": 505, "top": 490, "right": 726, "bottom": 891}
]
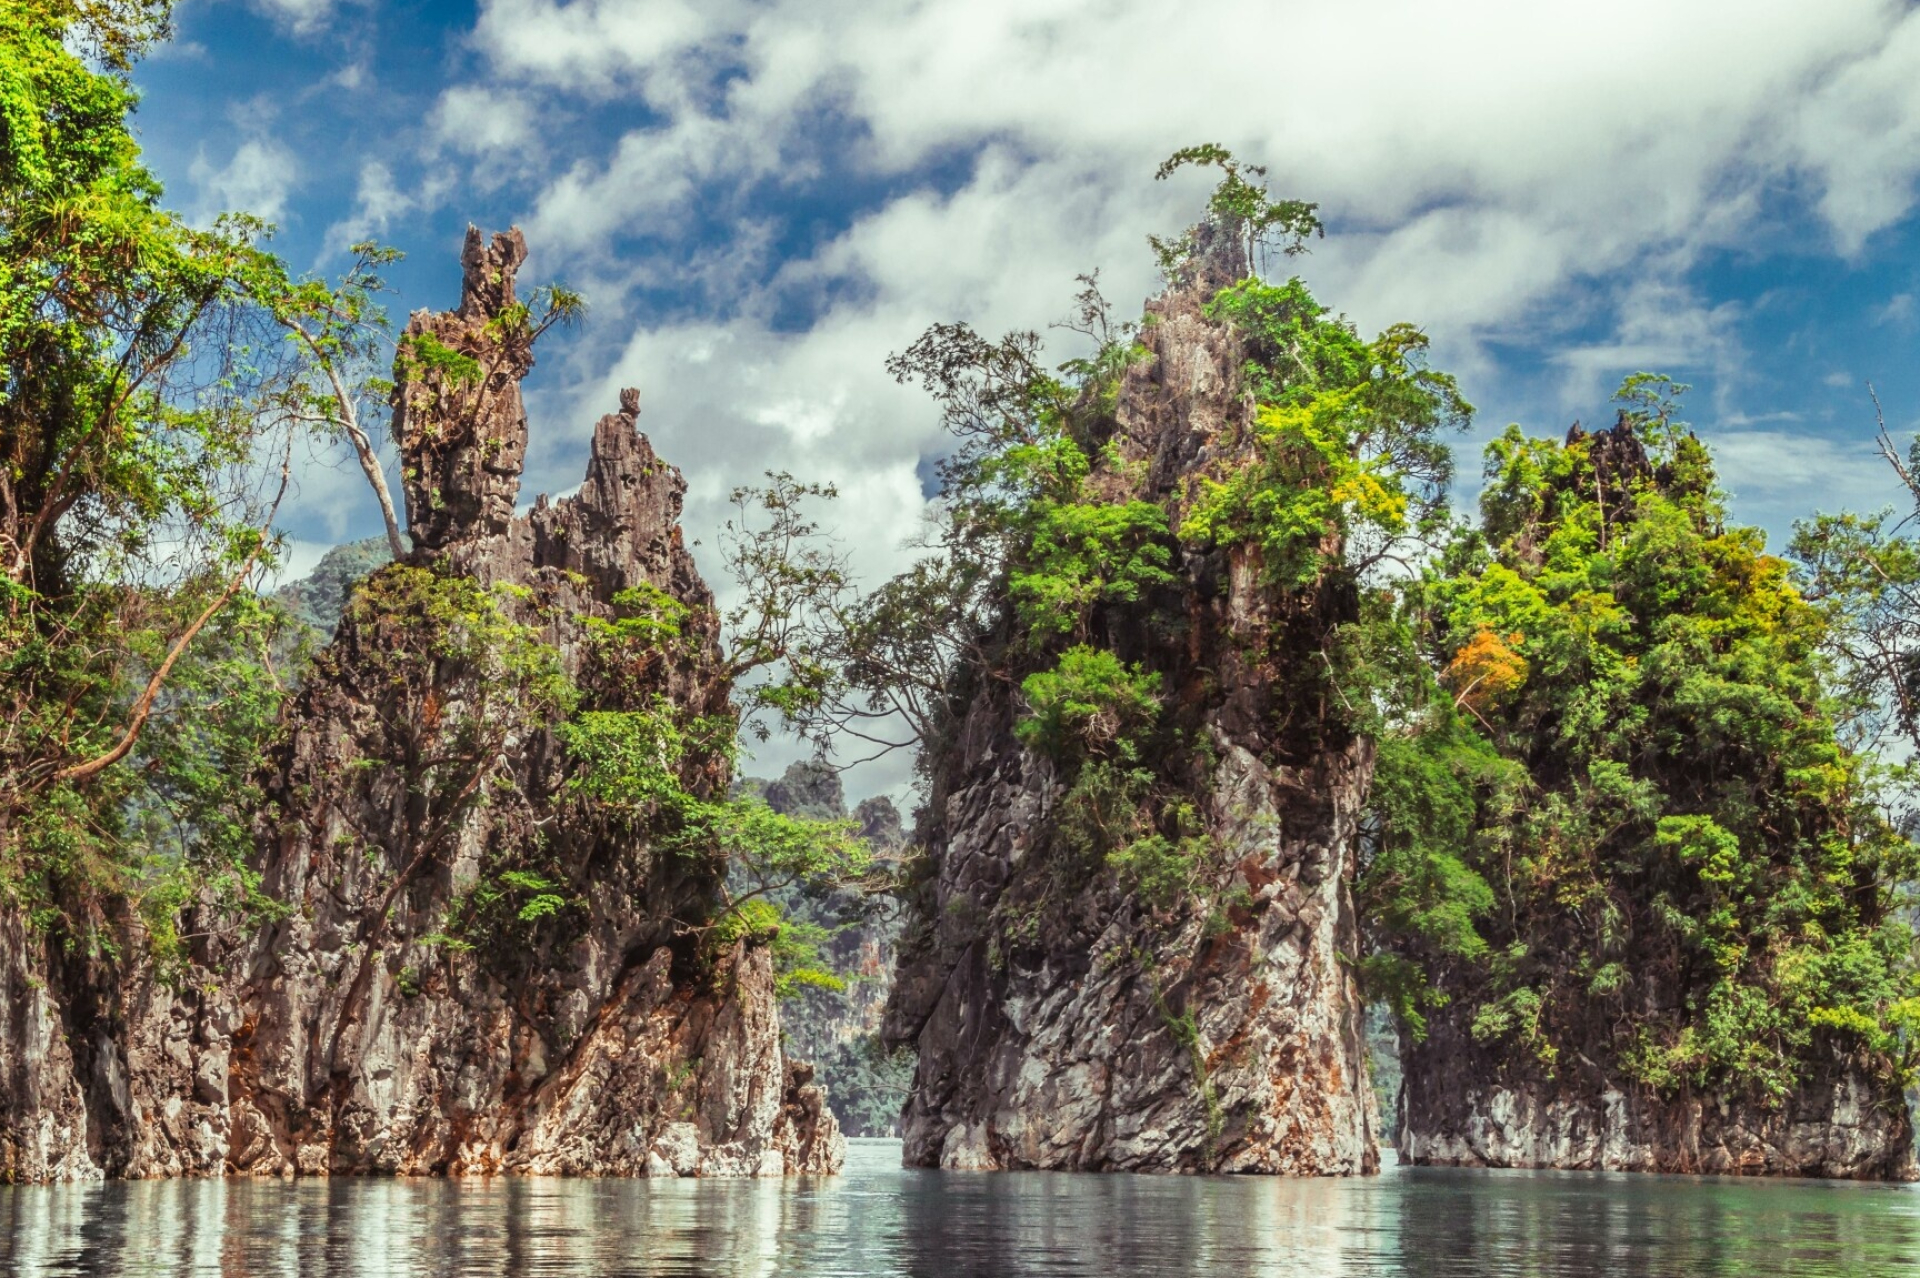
[
  {"left": 1010, "top": 492, "right": 1175, "bottom": 641},
  {"left": 1356, "top": 709, "right": 1512, "bottom": 1039},
  {"left": 709, "top": 898, "right": 843, "bottom": 998},
  {"left": 1015, "top": 646, "right": 1163, "bottom": 760},
  {"left": 556, "top": 664, "right": 872, "bottom": 996},
  {"left": 1363, "top": 378, "right": 1920, "bottom": 1101},
  {"left": 1180, "top": 281, "right": 1465, "bottom": 588},
  {"left": 0, "top": 0, "right": 313, "bottom": 957}
]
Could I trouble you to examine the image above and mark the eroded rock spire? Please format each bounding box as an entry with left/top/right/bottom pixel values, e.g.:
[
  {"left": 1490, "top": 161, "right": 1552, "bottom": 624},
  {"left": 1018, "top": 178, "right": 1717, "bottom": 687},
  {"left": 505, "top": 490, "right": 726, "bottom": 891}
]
[{"left": 396, "top": 226, "right": 532, "bottom": 551}]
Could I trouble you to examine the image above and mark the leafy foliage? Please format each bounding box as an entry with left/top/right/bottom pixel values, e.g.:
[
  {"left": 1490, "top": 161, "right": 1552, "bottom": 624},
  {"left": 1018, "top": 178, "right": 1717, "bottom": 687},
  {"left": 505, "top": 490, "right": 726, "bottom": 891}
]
[
  {"left": 0, "top": 0, "right": 302, "bottom": 951},
  {"left": 1180, "top": 281, "right": 1466, "bottom": 586},
  {"left": 556, "top": 674, "right": 872, "bottom": 994},
  {"left": 1151, "top": 144, "right": 1322, "bottom": 275},
  {"left": 1015, "top": 646, "right": 1163, "bottom": 762},
  {"left": 1366, "top": 380, "right": 1920, "bottom": 1100}
]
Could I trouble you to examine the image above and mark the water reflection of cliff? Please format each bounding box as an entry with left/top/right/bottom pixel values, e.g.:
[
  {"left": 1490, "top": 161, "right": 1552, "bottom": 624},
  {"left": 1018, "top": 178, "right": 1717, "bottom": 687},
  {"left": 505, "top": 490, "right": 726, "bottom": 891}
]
[{"left": 3, "top": 1144, "right": 1917, "bottom": 1277}]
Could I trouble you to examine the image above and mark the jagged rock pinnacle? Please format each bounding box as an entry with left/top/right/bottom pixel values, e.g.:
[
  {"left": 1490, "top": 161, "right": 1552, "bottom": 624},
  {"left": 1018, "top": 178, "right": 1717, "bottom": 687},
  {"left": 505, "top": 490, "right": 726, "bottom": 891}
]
[{"left": 396, "top": 226, "right": 533, "bottom": 552}]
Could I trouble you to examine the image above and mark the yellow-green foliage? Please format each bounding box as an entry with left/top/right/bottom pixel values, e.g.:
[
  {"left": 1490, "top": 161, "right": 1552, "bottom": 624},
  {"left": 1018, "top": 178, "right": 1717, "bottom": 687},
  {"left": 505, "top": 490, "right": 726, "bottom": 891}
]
[
  {"left": 1010, "top": 497, "right": 1175, "bottom": 641},
  {"left": 708, "top": 897, "right": 844, "bottom": 999},
  {"left": 1015, "top": 646, "right": 1163, "bottom": 763},
  {"left": 555, "top": 667, "right": 870, "bottom": 995},
  {"left": 1179, "top": 281, "right": 1465, "bottom": 587}
]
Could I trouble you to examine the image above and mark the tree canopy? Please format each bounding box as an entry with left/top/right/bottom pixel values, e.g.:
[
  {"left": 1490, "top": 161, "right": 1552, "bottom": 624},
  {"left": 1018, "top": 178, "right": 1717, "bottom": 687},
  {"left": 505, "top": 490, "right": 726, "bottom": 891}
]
[{"left": 1363, "top": 380, "right": 1920, "bottom": 1099}]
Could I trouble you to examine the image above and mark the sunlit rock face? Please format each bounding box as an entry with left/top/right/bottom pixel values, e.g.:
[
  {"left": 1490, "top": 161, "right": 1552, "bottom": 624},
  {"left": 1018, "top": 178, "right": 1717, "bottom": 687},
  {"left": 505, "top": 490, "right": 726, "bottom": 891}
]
[
  {"left": 881, "top": 228, "right": 1380, "bottom": 1174},
  {"left": 222, "top": 227, "right": 842, "bottom": 1178}
]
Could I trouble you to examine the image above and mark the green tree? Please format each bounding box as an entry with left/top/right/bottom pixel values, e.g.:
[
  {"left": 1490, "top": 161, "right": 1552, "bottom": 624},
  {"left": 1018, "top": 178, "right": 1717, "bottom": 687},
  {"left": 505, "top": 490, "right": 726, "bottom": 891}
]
[{"left": 0, "top": 0, "right": 297, "bottom": 936}]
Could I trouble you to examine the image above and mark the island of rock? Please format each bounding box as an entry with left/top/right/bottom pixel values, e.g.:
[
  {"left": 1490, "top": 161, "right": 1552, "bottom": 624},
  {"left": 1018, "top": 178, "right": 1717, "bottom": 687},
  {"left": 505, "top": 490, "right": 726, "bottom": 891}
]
[
  {"left": 0, "top": 228, "right": 843, "bottom": 1182},
  {"left": 882, "top": 225, "right": 1380, "bottom": 1174}
]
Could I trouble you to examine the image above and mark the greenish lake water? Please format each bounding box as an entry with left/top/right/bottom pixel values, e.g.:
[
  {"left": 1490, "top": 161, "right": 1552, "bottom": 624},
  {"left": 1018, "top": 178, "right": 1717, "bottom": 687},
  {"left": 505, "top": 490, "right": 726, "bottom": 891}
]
[{"left": 2, "top": 1138, "right": 1915, "bottom": 1275}]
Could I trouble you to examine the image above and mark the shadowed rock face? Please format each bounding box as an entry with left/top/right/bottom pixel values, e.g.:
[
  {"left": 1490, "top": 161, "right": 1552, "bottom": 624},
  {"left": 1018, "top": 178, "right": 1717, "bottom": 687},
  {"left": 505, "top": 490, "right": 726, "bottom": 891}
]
[
  {"left": 881, "top": 230, "right": 1379, "bottom": 1175},
  {"left": 0, "top": 227, "right": 842, "bottom": 1183}
]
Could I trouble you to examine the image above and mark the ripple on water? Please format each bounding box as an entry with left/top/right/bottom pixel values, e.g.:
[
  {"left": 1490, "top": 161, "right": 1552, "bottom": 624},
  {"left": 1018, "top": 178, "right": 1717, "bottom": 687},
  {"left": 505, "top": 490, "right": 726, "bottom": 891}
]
[{"left": 1, "top": 1139, "right": 1915, "bottom": 1277}]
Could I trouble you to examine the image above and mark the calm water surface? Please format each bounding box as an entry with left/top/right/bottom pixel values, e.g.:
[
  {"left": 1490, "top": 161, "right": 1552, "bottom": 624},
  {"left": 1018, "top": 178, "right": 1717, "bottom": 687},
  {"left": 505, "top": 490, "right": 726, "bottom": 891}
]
[{"left": 2, "top": 1139, "right": 1916, "bottom": 1277}]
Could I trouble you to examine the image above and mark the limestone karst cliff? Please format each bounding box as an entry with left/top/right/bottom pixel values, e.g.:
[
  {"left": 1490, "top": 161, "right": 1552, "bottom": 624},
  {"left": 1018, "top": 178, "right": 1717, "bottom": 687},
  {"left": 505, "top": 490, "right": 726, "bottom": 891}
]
[
  {"left": 1400, "top": 1014, "right": 1915, "bottom": 1179},
  {"left": 0, "top": 228, "right": 843, "bottom": 1182},
  {"left": 881, "top": 223, "right": 1383, "bottom": 1174},
  {"left": 1384, "top": 416, "right": 1918, "bottom": 1182}
]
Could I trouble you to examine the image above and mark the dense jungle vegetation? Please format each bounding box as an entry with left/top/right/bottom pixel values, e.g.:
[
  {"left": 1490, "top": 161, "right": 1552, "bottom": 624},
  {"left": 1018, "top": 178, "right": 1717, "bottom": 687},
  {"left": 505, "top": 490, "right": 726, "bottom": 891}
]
[
  {"left": 1358, "top": 389, "right": 1920, "bottom": 1101},
  {"left": 2, "top": 0, "right": 1916, "bottom": 1123}
]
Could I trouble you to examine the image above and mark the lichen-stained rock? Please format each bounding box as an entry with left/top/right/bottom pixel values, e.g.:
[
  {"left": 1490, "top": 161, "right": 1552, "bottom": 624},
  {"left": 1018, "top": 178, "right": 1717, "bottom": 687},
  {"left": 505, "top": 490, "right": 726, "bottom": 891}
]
[
  {"left": 882, "top": 225, "right": 1379, "bottom": 1175},
  {"left": 220, "top": 226, "right": 842, "bottom": 1179}
]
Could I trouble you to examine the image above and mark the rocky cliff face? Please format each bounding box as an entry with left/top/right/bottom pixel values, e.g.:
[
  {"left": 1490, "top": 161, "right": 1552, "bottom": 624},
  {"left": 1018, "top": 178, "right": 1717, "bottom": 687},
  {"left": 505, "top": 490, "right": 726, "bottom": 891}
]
[
  {"left": 223, "top": 228, "right": 840, "bottom": 1178},
  {"left": 1401, "top": 1024, "right": 1915, "bottom": 1179},
  {"left": 881, "top": 232, "right": 1379, "bottom": 1174},
  {"left": 0, "top": 886, "right": 244, "bottom": 1181},
  {"left": 0, "top": 227, "right": 842, "bottom": 1182}
]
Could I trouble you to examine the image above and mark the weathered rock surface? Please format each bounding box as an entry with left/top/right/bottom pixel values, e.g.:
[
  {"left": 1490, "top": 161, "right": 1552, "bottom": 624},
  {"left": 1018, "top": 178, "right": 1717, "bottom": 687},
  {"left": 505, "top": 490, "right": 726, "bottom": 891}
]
[
  {"left": 396, "top": 227, "right": 532, "bottom": 553},
  {"left": 0, "top": 903, "right": 238, "bottom": 1182},
  {"left": 0, "top": 227, "right": 842, "bottom": 1182},
  {"left": 1401, "top": 1027, "right": 1915, "bottom": 1179},
  {"left": 224, "top": 227, "right": 840, "bottom": 1178},
  {"left": 881, "top": 227, "right": 1379, "bottom": 1174}
]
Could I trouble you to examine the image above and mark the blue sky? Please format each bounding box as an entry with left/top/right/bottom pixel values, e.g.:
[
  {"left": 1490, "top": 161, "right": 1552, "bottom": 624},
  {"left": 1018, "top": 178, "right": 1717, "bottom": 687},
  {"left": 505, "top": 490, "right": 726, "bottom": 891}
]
[{"left": 131, "top": 0, "right": 1920, "bottom": 782}]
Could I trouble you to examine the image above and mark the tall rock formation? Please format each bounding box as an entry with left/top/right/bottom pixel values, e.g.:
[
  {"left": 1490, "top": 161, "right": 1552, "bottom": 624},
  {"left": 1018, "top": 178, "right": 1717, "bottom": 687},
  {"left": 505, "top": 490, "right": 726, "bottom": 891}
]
[
  {"left": 0, "top": 228, "right": 842, "bottom": 1183},
  {"left": 1384, "top": 415, "right": 1916, "bottom": 1182},
  {"left": 224, "top": 227, "right": 842, "bottom": 1177},
  {"left": 881, "top": 227, "right": 1379, "bottom": 1174}
]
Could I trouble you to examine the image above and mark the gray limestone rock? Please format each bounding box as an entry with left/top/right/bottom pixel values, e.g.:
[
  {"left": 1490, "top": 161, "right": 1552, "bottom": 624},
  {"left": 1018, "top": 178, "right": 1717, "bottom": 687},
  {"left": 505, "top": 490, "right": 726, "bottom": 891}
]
[
  {"left": 224, "top": 226, "right": 841, "bottom": 1178},
  {"left": 881, "top": 225, "right": 1379, "bottom": 1174},
  {"left": 1400, "top": 1007, "right": 1916, "bottom": 1179}
]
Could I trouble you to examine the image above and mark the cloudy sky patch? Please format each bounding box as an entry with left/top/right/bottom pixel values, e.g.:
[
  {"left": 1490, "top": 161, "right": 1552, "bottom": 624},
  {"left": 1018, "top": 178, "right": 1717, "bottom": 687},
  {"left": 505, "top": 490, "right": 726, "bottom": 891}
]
[{"left": 142, "top": 1, "right": 1920, "bottom": 786}]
